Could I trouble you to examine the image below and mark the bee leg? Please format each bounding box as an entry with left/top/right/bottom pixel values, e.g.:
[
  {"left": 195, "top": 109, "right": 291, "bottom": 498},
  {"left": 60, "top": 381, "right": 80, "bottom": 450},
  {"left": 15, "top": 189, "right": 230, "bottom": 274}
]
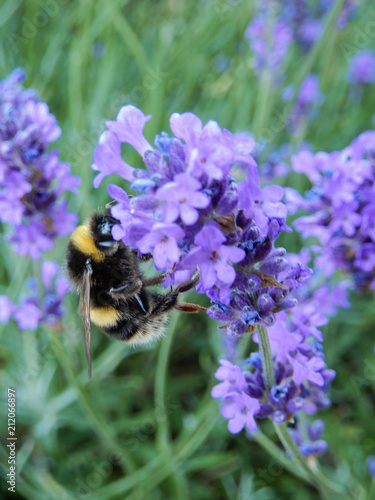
[
  {"left": 110, "top": 279, "right": 142, "bottom": 296},
  {"left": 172, "top": 272, "right": 204, "bottom": 313},
  {"left": 142, "top": 275, "right": 168, "bottom": 287},
  {"left": 175, "top": 271, "right": 200, "bottom": 293},
  {"left": 133, "top": 250, "right": 153, "bottom": 262},
  {"left": 175, "top": 302, "right": 207, "bottom": 313},
  {"left": 142, "top": 264, "right": 177, "bottom": 287}
]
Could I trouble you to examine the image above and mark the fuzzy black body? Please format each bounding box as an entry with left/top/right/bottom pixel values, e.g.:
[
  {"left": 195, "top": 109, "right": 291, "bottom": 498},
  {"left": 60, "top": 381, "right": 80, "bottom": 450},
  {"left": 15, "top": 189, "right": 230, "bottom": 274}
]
[{"left": 66, "top": 213, "right": 180, "bottom": 345}]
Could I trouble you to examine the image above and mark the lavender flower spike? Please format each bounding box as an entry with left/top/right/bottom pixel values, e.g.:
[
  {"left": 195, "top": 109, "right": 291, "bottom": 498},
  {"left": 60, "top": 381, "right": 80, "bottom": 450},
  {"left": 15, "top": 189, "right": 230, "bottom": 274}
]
[
  {"left": 92, "top": 104, "right": 317, "bottom": 435},
  {"left": 0, "top": 69, "right": 80, "bottom": 258},
  {"left": 0, "top": 261, "right": 69, "bottom": 331},
  {"left": 286, "top": 130, "right": 375, "bottom": 291}
]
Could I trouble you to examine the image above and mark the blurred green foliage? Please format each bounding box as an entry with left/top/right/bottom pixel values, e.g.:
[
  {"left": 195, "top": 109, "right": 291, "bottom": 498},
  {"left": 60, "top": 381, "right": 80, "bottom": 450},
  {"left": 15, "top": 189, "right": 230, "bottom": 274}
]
[{"left": 0, "top": 0, "right": 375, "bottom": 499}]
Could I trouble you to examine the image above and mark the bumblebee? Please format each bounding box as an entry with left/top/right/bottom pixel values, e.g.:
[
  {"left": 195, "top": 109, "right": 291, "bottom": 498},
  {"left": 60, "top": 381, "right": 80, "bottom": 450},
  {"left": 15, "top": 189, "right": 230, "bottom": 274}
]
[{"left": 66, "top": 212, "right": 203, "bottom": 378}]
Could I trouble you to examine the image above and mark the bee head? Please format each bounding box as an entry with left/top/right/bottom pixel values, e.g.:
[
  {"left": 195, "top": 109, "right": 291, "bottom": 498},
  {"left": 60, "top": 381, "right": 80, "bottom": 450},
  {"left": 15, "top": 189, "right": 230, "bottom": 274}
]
[
  {"left": 69, "top": 212, "right": 122, "bottom": 262},
  {"left": 89, "top": 213, "right": 120, "bottom": 256}
]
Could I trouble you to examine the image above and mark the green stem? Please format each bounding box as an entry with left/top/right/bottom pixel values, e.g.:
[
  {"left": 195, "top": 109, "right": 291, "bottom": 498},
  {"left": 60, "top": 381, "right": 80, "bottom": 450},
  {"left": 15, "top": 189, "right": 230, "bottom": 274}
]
[
  {"left": 155, "top": 312, "right": 179, "bottom": 453},
  {"left": 274, "top": 424, "right": 356, "bottom": 500},
  {"left": 257, "top": 326, "right": 355, "bottom": 500},
  {"left": 254, "top": 429, "right": 312, "bottom": 485},
  {"left": 154, "top": 312, "right": 188, "bottom": 499},
  {"left": 257, "top": 325, "right": 275, "bottom": 392}
]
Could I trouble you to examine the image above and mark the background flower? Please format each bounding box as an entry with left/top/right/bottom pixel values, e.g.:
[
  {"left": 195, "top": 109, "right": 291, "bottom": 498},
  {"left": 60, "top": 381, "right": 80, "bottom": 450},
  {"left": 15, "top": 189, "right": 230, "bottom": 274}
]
[{"left": 0, "top": 69, "right": 80, "bottom": 259}]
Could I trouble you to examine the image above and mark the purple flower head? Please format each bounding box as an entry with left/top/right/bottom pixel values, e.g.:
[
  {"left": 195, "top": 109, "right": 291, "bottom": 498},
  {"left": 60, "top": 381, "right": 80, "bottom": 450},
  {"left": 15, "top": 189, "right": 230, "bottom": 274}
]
[
  {"left": 238, "top": 165, "right": 287, "bottom": 234},
  {"left": 92, "top": 131, "right": 134, "bottom": 188},
  {"left": 183, "top": 223, "right": 245, "bottom": 291},
  {"left": 288, "top": 130, "right": 375, "bottom": 291},
  {"left": 287, "top": 74, "right": 324, "bottom": 132},
  {"left": 137, "top": 223, "right": 185, "bottom": 271},
  {"left": 246, "top": 14, "right": 292, "bottom": 80},
  {"left": 290, "top": 420, "right": 328, "bottom": 458},
  {"left": 0, "top": 69, "right": 79, "bottom": 258},
  {"left": 213, "top": 256, "right": 347, "bottom": 430},
  {"left": 221, "top": 392, "right": 260, "bottom": 434},
  {"left": 1, "top": 261, "right": 68, "bottom": 331},
  {"left": 211, "top": 359, "right": 248, "bottom": 398},
  {"left": 367, "top": 456, "right": 375, "bottom": 478},
  {"left": 347, "top": 50, "right": 375, "bottom": 85},
  {"left": 156, "top": 173, "right": 210, "bottom": 225},
  {"left": 245, "top": 1, "right": 359, "bottom": 67},
  {"left": 170, "top": 113, "right": 239, "bottom": 181},
  {"left": 106, "top": 105, "right": 152, "bottom": 156},
  {"left": 297, "top": 74, "right": 323, "bottom": 107},
  {"left": 289, "top": 352, "right": 326, "bottom": 387},
  {"left": 0, "top": 296, "right": 16, "bottom": 324}
]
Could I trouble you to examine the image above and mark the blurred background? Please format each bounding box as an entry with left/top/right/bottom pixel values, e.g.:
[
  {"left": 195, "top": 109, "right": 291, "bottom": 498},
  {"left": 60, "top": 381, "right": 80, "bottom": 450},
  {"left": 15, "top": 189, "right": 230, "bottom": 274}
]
[{"left": 0, "top": 0, "right": 375, "bottom": 499}]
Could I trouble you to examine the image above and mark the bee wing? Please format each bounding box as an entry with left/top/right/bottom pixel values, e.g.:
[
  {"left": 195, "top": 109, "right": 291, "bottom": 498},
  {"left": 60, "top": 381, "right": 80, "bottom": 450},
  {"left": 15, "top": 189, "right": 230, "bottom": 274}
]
[{"left": 82, "top": 259, "right": 93, "bottom": 379}]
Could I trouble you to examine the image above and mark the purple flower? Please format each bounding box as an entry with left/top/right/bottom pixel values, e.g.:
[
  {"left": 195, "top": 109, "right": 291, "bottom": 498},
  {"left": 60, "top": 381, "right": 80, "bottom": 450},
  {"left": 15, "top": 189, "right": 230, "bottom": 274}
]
[
  {"left": 14, "top": 301, "right": 43, "bottom": 331},
  {"left": 289, "top": 352, "right": 325, "bottom": 387},
  {"left": 287, "top": 130, "right": 375, "bottom": 291},
  {"left": 0, "top": 69, "right": 79, "bottom": 258},
  {"left": 137, "top": 223, "right": 185, "bottom": 271},
  {"left": 238, "top": 165, "right": 287, "bottom": 234},
  {"left": 106, "top": 105, "right": 152, "bottom": 156},
  {"left": 286, "top": 74, "right": 324, "bottom": 132},
  {"left": 92, "top": 131, "right": 134, "bottom": 187},
  {"left": 246, "top": 14, "right": 292, "bottom": 79},
  {"left": 0, "top": 261, "right": 68, "bottom": 331},
  {"left": 221, "top": 392, "right": 260, "bottom": 433},
  {"left": 347, "top": 50, "right": 375, "bottom": 85},
  {"left": 0, "top": 296, "right": 16, "bottom": 323},
  {"left": 264, "top": 314, "right": 303, "bottom": 363},
  {"left": 170, "top": 113, "right": 235, "bottom": 180},
  {"left": 9, "top": 222, "right": 54, "bottom": 259},
  {"left": 367, "top": 456, "right": 375, "bottom": 478},
  {"left": 290, "top": 419, "right": 328, "bottom": 457},
  {"left": 211, "top": 359, "right": 248, "bottom": 398},
  {"left": 155, "top": 173, "right": 210, "bottom": 225},
  {"left": 183, "top": 223, "right": 245, "bottom": 291}
]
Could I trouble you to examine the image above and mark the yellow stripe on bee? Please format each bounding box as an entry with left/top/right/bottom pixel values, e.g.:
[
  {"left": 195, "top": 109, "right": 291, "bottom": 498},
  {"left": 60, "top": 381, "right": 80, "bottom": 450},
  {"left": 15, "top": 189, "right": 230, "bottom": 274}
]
[
  {"left": 90, "top": 305, "right": 121, "bottom": 328},
  {"left": 70, "top": 225, "right": 105, "bottom": 262}
]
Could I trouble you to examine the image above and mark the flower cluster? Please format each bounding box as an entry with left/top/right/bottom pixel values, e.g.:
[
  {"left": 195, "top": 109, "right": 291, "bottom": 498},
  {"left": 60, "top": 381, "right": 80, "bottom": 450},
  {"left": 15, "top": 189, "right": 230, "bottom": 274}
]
[
  {"left": 245, "top": 1, "right": 358, "bottom": 79},
  {"left": 347, "top": 49, "right": 375, "bottom": 86},
  {"left": 0, "top": 262, "right": 69, "bottom": 330},
  {"left": 289, "top": 419, "right": 328, "bottom": 457},
  {"left": 245, "top": 13, "right": 292, "bottom": 79},
  {"left": 211, "top": 270, "right": 349, "bottom": 434},
  {"left": 92, "top": 104, "right": 322, "bottom": 435},
  {"left": 92, "top": 105, "right": 309, "bottom": 322},
  {"left": 367, "top": 456, "right": 375, "bottom": 478},
  {"left": 0, "top": 69, "right": 80, "bottom": 258},
  {"left": 283, "top": 0, "right": 358, "bottom": 47},
  {"left": 283, "top": 74, "right": 324, "bottom": 133},
  {"left": 286, "top": 130, "right": 375, "bottom": 291}
]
